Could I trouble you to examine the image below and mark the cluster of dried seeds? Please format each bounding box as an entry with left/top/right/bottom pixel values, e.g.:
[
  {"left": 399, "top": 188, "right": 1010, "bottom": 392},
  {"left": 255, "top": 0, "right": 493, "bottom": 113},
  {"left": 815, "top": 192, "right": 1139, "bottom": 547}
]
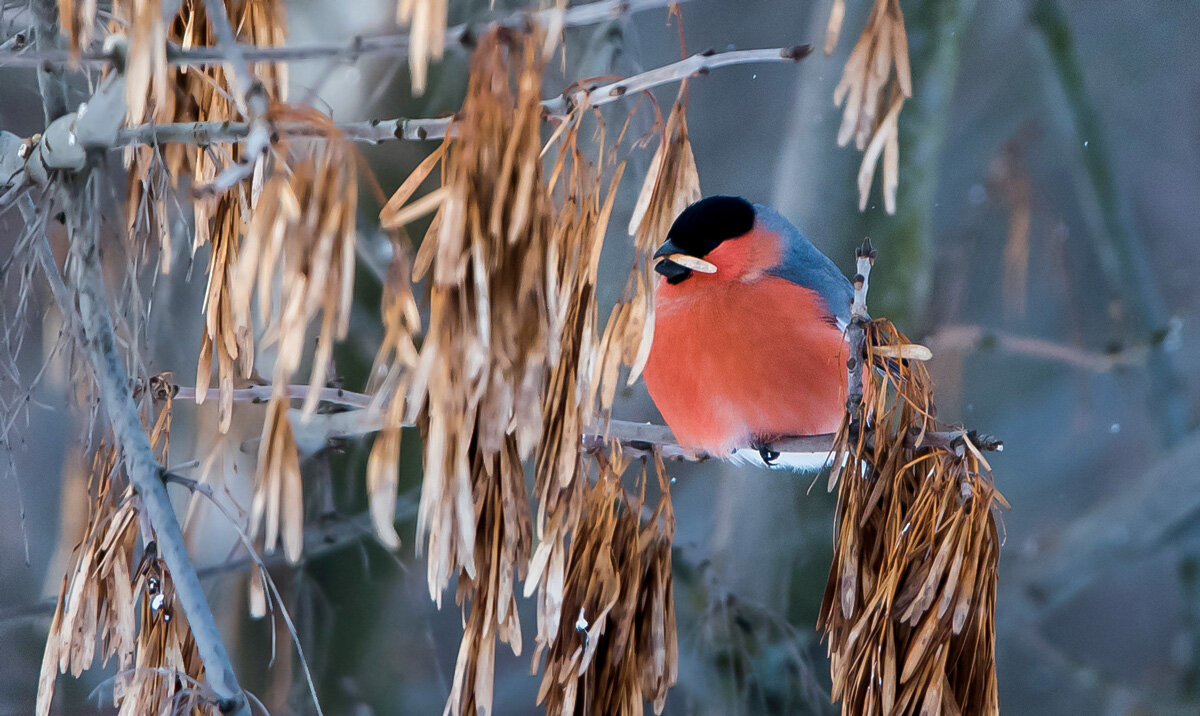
[
  {"left": 231, "top": 106, "right": 359, "bottom": 565},
  {"left": 37, "top": 393, "right": 209, "bottom": 715},
  {"left": 819, "top": 319, "right": 1005, "bottom": 715},
  {"left": 109, "top": 0, "right": 288, "bottom": 431},
  {"left": 828, "top": 0, "right": 912, "bottom": 214},
  {"left": 535, "top": 455, "right": 677, "bottom": 716},
  {"left": 376, "top": 23, "right": 691, "bottom": 714}
]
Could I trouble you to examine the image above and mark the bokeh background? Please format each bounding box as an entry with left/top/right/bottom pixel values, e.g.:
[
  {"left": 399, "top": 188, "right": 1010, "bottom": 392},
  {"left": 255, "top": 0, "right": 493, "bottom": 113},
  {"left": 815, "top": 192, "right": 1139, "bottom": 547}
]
[{"left": 3, "top": 0, "right": 1200, "bottom": 713}]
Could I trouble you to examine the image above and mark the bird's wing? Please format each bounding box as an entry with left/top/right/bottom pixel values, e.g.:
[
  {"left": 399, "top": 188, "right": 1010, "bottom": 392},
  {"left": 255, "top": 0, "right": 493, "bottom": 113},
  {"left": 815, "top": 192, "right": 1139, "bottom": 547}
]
[{"left": 754, "top": 204, "right": 854, "bottom": 326}]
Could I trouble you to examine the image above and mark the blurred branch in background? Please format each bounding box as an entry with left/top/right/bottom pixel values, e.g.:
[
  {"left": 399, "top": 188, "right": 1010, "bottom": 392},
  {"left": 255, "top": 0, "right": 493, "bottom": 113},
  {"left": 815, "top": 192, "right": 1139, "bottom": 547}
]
[
  {"left": 861, "top": 0, "right": 976, "bottom": 328},
  {"left": 1007, "top": 432, "right": 1200, "bottom": 621},
  {"left": 1030, "top": 0, "right": 1191, "bottom": 446},
  {"left": 926, "top": 323, "right": 1152, "bottom": 373}
]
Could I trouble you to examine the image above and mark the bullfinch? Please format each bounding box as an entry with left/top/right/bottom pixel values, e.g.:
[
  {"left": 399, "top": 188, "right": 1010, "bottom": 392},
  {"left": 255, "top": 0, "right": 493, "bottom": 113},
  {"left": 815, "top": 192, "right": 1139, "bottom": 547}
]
[{"left": 643, "top": 196, "right": 853, "bottom": 470}]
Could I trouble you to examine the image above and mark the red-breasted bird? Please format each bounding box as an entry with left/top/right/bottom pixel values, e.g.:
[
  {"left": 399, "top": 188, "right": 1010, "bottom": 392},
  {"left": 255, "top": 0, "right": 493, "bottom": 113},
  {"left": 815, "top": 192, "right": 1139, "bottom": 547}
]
[{"left": 643, "top": 196, "right": 852, "bottom": 469}]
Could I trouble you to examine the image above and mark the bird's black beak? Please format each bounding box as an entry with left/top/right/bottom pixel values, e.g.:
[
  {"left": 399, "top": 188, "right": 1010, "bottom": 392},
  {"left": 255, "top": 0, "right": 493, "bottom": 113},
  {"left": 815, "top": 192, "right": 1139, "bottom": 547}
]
[{"left": 653, "top": 238, "right": 692, "bottom": 284}]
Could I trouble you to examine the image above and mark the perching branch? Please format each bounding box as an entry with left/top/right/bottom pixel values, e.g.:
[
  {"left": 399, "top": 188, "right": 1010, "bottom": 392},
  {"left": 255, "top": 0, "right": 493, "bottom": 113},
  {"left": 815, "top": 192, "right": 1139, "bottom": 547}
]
[
  {"left": 0, "top": 0, "right": 684, "bottom": 69},
  {"left": 845, "top": 238, "right": 875, "bottom": 420},
  {"left": 174, "top": 381, "right": 1001, "bottom": 461},
  {"left": 47, "top": 171, "right": 251, "bottom": 716}
]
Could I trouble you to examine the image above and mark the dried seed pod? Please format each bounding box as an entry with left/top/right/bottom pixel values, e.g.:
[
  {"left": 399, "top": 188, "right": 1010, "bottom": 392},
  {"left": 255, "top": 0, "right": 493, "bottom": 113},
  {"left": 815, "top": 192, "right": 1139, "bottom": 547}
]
[
  {"left": 395, "top": 0, "right": 448, "bottom": 96},
  {"left": 38, "top": 393, "right": 191, "bottom": 716},
  {"left": 819, "top": 319, "right": 1005, "bottom": 716},
  {"left": 114, "top": 0, "right": 288, "bottom": 431},
  {"left": 830, "top": 0, "right": 911, "bottom": 214},
  {"left": 536, "top": 455, "right": 677, "bottom": 716},
  {"left": 232, "top": 107, "right": 359, "bottom": 563}
]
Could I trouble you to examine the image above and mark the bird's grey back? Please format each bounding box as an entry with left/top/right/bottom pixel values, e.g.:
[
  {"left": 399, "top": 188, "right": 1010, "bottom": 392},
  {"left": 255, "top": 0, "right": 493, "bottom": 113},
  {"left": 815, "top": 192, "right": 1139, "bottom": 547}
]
[{"left": 755, "top": 203, "right": 853, "bottom": 324}]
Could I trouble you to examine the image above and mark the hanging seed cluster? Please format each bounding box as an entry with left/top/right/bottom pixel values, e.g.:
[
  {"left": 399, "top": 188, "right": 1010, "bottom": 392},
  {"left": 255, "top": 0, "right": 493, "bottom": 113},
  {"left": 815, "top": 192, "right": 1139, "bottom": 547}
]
[
  {"left": 827, "top": 0, "right": 912, "bottom": 214},
  {"left": 37, "top": 445, "right": 139, "bottom": 716},
  {"left": 597, "top": 91, "right": 700, "bottom": 412},
  {"left": 819, "top": 319, "right": 1005, "bottom": 715},
  {"left": 381, "top": 27, "right": 551, "bottom": 715},
  {"left": 526, "top": 100, "right": 625, "bottom": 676},
  {"left": 110, "top": 0, "right": 287, "bottom": 431},
  {"left": 377, "top": 24, "right": 687, "bottom": 714},
  {"left": 536, "top": 455, "right": 677, "bottom": 716},
  {"left": 231, "top": 107, "right": 359, "bottom": 564},
  {"left": 37, "top": 393, "right": 204, "bottom": 716}
]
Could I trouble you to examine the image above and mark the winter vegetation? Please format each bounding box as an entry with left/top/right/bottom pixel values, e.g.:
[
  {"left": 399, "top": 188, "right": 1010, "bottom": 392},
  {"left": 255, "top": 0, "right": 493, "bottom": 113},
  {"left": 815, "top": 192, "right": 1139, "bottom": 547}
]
[{"left": 0, "top": 1, "right": 1195, "bottom": 714}]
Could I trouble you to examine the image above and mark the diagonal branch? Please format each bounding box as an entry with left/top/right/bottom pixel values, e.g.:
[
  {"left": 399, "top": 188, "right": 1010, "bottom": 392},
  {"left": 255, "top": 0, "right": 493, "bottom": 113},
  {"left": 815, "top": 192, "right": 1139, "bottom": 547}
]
[
  {"left": 48, "top": 171, "right": 251, "bottom": 716},
  {"left": 4, "top": 43, "right": 814, "bottom": 194},
  {"left": 116, "top": 44, "right": 814, "bottom": 148}
]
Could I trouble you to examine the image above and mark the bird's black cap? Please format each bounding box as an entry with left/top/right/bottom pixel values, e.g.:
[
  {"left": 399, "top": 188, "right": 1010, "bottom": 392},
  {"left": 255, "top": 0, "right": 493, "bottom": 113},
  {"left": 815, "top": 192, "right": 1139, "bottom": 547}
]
[{"left": 664, "top": 195, "right": 756, "bottom": 257}]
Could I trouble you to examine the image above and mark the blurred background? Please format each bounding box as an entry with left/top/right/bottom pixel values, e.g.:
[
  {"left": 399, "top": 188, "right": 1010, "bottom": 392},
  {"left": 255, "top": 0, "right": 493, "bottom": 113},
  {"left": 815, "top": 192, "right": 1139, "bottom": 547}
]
[{"left": 2, "top": 0, "right": 1200, "bottom": 713}]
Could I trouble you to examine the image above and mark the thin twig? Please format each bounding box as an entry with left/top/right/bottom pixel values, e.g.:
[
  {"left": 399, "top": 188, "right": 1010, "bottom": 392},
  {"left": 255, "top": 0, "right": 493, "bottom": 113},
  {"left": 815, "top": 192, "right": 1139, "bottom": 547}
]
[
  {"left": 0, "top": 0, "right": 684, "bottom": 69},
  {"left": 51, "top": 171, "right": 250, "bottom": 716},
  {"left": 194, "top": 0, "right": 271, "bottom": 196},
  {"left": 31, "top": 0, "right": 68, "bottom": 126},
  {"left": 846, "top": 238, "right": 875, "bottom": 419}
]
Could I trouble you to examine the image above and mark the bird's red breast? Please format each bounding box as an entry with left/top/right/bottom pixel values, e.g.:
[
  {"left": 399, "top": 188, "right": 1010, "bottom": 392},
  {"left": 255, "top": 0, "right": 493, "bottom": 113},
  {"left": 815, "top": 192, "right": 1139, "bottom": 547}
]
[{"left": 643, "top": 214, "right": 848, "bottom": 457}]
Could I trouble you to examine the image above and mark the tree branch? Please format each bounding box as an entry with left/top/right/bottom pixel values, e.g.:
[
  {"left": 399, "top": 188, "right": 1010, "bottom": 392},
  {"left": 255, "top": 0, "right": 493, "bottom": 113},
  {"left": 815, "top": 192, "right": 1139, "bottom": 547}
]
[
  {"left": 31, "top": 0, "right": 68, "bottom": 126},
  {"left": 51, "top": 171, "right": 250, "bottom": 716},
  {"left": 115, "top": 44, "right": 812, "bottom": 148},
  {"left": 925, "top": 323, "right": 1152, "bottom": 372},
  {"left": 1031, "top": 0, "right": 1191, "bottom": 445},
  {"left": 2, "top": 44, "right": 812, "bottom": 200},
  {"left": 1, "top": 0, "right": 684, "bottom": 69},
  {"left": 173, "top": 382, "right": 1001, "bottom": 461}
]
